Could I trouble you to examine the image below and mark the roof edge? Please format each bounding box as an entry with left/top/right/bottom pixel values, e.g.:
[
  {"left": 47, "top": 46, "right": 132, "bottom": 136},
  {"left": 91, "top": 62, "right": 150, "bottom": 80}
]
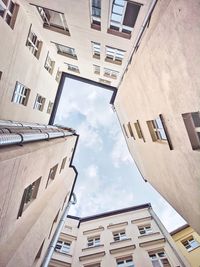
[{"left": 170, "top": 224, "right": 189, "bottom": 236}]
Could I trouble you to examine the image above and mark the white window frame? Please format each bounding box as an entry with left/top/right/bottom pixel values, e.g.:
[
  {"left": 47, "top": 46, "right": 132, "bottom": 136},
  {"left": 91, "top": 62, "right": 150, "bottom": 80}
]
[
  {"left": 138, "top": 225, "right": 152, "bottom": 235},
  {"left": 65, "top": 63, "right": 79, "bottom": 73},
  {"left": 182, "top": 236, "right": 200, "bottom": 252},
  {"left": 55, "top": 240, "right": 71, "bottom": 254},
  {"left": 55, "top": 43, "right": 77, "bottom": 58},
  {"left": 0, "top": 0, "right": 16, "bottom": 27},
  {"left": 44, "top": 53, "right": 55, "bottom": 74},
  {"left": 87, "top": 236, "right": 100, "bottom": 247},
  {"left": 12, "top": 81, "right": 30, "bottom": 106},
  {"left": 104, "top": 68, "right": 119, "bottom": 79},
  {"left": 92, "top": 42, "right": 101, "bottom": 58},
  {"left": 105, "top": 46, "right": 125, "bottom": 62},
  {"left": 34, "top": 94, "right": 45, "bottom": 111},
  {"left": 116, "top": 257, "right": 134, "bottom": 267},
  {"left": 36, "top": 6, "right": 68, "bottom": 32},
  {"left": 26, "top": 25, "right": 42, "bottom": 58},
  {"left": 113, "top": 231, "right": 127, "bottom": 242},
  {"left": 47, "top": 101, "right": 53, "bottom": 114},
  {"left": 91, "top": 0, "right": 101, "bottom": 25},
  {"left": 93, "top": 65, "right": 100, "bottom": 74},
  {"left": 149, "top": 251, "right": 171, "bottom": 267}
]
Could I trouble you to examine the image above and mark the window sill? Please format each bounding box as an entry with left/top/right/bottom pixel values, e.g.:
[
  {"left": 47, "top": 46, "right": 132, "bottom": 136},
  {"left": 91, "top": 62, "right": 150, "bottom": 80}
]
[
  {"left": 91, "top": 23, "right": 101, "bottom": 31},
  {"left": 82, "top": 244, "right": 104, "bottom": 252},
  {"left": 188, "top": 245, "right": 200, "bottom": 253},
  {"left": 110, "top": 238, "right": 131, "bottom": 245},
  {"left": 93, "top": 55, "right": 100, "bottom": 60},
  {"left": 107, "top": 28, "right": 131, "bottom": 39},
  {"left": 43, "top": 24, "right": 70, "bottom": 36}
]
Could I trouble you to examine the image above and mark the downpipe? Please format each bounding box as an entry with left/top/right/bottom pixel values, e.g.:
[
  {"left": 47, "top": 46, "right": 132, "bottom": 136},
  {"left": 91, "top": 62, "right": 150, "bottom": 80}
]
[{"left": 41, "top": 193, "right": 77, "bottom": 267}]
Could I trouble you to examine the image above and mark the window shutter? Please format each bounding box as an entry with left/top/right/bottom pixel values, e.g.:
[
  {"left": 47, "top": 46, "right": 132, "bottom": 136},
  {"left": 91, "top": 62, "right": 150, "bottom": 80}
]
[{"left": 123, "top": 2, "right": 141, "bottom": 28}]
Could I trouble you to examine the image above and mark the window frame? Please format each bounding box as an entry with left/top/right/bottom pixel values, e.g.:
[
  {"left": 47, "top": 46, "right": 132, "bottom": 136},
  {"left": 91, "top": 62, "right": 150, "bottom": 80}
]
[
  {"left": 0, "top": 0, "right": 19, "bottom": 29},
  {"left": 92, "top": 42, "right": 101, "bottom": 59},
  {"left": 12, "top": 81, "right": 30, "bottom": 106},
  {"left": 182, "top": 236, "right": 200, "bottom": 252},
  {"left": 91, "top": 0, "right": 101, "bottom": 30},
  {"left": 60, "top": 156, "right": 67, "bottom": 173},
  {"left": 134, "top": 120, "right": 145, "bottom": 142},
  {"left": 34, "top": 94, "right": 46, "bottom": 111},
  {"left": 116, "top": 256, "right": 134, "bottom": 267},
  {"left": 55, "top": 239, "right": 71, "bottom": 254},
  {"left": 46, "top": 164, "right": 58, "bottom": 188},
  {"left": 104, "top": 68, "right": 119, "bottom": 79},
  {"left": 138, "top": 224, "right": 152, "bottom": 235},
  {"left": 17, "top": 177, "right": 41, "bottom": 218},
  {"left": 87, "top": 236, "right": 100, "bottom": 247},
  {"left": 149, "top": 250, "right": 171, "bottom": 267},
  {"left": 44, "top": 52, "right": 55, "bottom": 74},
  {"left": 105, "top": 46, "right": 125, "bottom": 65},
  {"left": 26, "top": 24, "right": 43, "bottom": 59},
  {"left": 65, "top": 63, "right": 80, "bottom": 73},
  {"left": 93, "top": 64, "right": 100, "bottom": 74},
  {"left": 113, "top": 230, "right": 127, "bottom": 242},
  {"left": 47, "top": 101, "right": 54, "bottom": 114},
  {"left": 55, "top": 43, "right": 77, "bottom": 59}
]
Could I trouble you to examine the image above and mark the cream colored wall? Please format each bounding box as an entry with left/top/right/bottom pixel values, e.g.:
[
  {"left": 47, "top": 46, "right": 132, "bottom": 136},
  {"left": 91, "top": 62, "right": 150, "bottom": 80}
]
[
  {"left": 51, "top": 208, "right": 189, "bottom": 267},
  {"left": 172, "top": 226, "right": 200, "bottom": 267},
  {"left": 0, "top": 0, "right": 62, "bottom": 124},
  {"left": 114, "top": 0, "right": 200, "bottom": 234},
  {"left": 0, "top": 135, "right": 77, "bottom": 267}
]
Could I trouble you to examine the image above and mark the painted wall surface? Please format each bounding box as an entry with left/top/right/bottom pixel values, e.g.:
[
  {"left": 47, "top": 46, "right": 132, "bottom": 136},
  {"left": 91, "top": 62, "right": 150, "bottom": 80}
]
[
  {"left": 114, "top": 0, "right": 200, "bottom": 234},
  {"left": 0, "top": 135, "right": 77, "bottom": 267},
  {"left": 50, "top": 207, "right": 190, "bottom": 267},
  {"left": 172, "top": 226, "right": 200, "bottom": 267}
]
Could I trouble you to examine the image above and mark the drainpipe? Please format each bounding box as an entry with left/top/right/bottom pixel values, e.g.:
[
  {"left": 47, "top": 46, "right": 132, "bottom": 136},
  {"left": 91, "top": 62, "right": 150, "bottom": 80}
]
[
  {"left": 148, "top": 206, "right": 190, "bottom": 267},
  {"left": 41, "top": 193, "right": 77, "bottom": 267}
]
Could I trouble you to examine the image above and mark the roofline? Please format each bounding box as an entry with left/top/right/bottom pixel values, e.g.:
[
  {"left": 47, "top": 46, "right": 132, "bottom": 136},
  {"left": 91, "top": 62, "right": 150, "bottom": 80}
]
[
  {"left": 49, "top": 72, "right": 117, "bottom": 125},
  {"left": 170, "top": 224, "right": 189, "bottom": 236},
  {"left": 67, "top": 203, "right": 151, "bottom": 225}
]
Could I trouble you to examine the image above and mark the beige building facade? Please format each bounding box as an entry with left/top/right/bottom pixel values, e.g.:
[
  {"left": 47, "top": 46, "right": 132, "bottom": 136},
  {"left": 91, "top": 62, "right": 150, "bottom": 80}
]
[
  {"left": 114, "top": 0, "right": 200, "bottom": 234},
  {"left": 0, "top": 0, "right": 157, "bottom": 123},
  {"left": 0, "top": 119, "right": 78, "bottom": 267},
  {"left": 50, "top": 204, "right": 190, "bottom": 267},
  {"left": 171, "top": 224, "right": 200, "bottom": 267}
]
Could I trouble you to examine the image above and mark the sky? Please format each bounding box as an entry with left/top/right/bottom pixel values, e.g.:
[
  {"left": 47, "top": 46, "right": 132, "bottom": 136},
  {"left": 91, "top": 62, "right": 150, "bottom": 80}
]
[{"left": 55, "top": 77, "right": 186, "bottom": 232}]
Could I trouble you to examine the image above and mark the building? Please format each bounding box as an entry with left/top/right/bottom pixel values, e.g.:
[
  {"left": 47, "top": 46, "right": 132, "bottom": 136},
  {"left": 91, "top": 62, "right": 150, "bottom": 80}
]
[
  {"left": 49, "top": 204, "right": 190, "bottom": 267},
  {"left": 113, "top": 0, "right": 200, "bottom": 234},
  {"left": 171, "top": 224, "right": 200, "bottom": 267},
  {"left": 0, "top": 0, "right": 156, "bottom": 123},
  {"left": 0, "top": 119, "right": 78, "bottom": 267}
]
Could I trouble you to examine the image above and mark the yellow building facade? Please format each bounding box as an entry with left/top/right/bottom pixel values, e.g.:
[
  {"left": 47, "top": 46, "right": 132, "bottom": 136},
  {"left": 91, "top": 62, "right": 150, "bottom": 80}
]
[{"left": 171, "top": 224, "right": 200, "bottom": 267}]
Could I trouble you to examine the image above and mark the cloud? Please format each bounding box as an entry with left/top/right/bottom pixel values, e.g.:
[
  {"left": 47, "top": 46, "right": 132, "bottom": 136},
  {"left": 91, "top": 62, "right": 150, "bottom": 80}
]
[{"left": 110, "top": 130, "right": 133, "bottom": 168}]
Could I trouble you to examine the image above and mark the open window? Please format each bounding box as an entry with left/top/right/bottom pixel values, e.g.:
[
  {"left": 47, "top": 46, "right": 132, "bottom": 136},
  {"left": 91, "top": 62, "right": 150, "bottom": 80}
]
[{"left": 0, "top": 0, "right": 19, "bottom": 29}]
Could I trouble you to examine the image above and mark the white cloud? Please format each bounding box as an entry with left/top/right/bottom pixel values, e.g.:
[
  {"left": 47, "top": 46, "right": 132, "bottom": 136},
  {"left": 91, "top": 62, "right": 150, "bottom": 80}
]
[{"left": 111, "top": 130, "right": 133, "bottom": 168}]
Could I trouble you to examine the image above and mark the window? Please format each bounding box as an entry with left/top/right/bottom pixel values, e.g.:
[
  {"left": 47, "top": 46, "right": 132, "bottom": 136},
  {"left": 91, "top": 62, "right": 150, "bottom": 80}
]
[
  {"left": 46, "top": 164, "right": 58, "bottom": 188},
  {"left": 87, "top": 264, "right": 101, "bottom": 267},
  {"left": 182, "top": 236, "right": 200, "bottom": 252},
  {"left": 87, "top": 236, "right": 100, "bottom": 247},
  {"left": 55, "top": 43, "right": 77, "bottom": 59},
  {"left": 34, "top": 94, "right": 46, "bottom": 111},
  {"left": 91, "top": 0, "right": 101, "bottom": 30},
  {"left": 149, "top": 251, "right": 171, "bottom": 267},
  {"left": 47, "top": 101, "right": 53, "bottom": 114},
  {"left": 116, "top": 257, "right": 134, "bottom": 267},
  {"left": 108, "top": 0, "right": 141, "bottom": 39},
  {"left": 0, "top": 71, "right": 2, "bottom": 80},
  {"left": 0, "top": 0, "right": 19, "bottom": 29},
  {"left": 92, "top": 42, "right": 101, "bottom": 59},
  {"left": 104, "top": 68, "right": 119, "bottom": 79},
  {"left": 93, "top": 65, "right": 100, "bottom": 74},
  {"left": 17, "top": 177, "right": 41, "bottom": 218},
  {"left": 55, "top": 240, "right": 71, "bottom": 254},
  {"left": 44, "top": 53, "right": 55, "bottom": 74},
  {"left": 99, "top": 78, "right": 111, "bottom": 85},
  {"left": 182, "top": 112, "right": 200, "bottom": 150},
  {"left": 65, "top": 63, "right": 79, "bottom": 73},
  {"left": 134, "top": 120, "right": 145, "bottom": 141},
  {"left": 12, "top": 81, "right": 30, "bottom": 106},
  {"left": 138, "top": 225, "right": 152, "bottom": 235},
  {"left": 113, "top": 231, "right": 127, "bottom": 242},
  {"left": 55, "top": 68, "right": 62, "bottom": 83},
  {"left": 26, "top": 25, "right": 42, "bottom": 59},
  {"left": 105, "top": 46, "right": 125, "bottom": 64},
  {"left": 36, "top": 6, "right": 69, "bottom": 35},
  {"left": 48, "top": 210, "right": 60, "bottom": 239},
  {"left": 33, "top": 239, "right": 45, "bottom": 263},
  {"left": 60, "top": 156, "right": 67, "bottom": 172},
  {"left": 127, "top": 122, "right": 135, "bottom": 139},
  {"left": 147, "top": 117, "right": 167, "bottom": 142}
]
